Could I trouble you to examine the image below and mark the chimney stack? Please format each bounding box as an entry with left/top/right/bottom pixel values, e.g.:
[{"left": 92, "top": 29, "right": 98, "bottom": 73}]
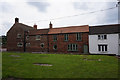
[
  {"left": 33, "top": 24, "right": 37, "bottom": 29},
  {"left": 49, "top": 21, "right": 52, "bottom": 29},
  {"left": 15, "top": 17, "right": 19, "bottom": 23}
]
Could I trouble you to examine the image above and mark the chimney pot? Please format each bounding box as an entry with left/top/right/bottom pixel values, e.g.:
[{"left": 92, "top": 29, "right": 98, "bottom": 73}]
[
  {"left": 49, "top": 21, "right": 52, "bottom": 29},
  {"left": 15, "top": 17, "right": 19, "bottom": 23},
  {"left": 33, "top": 24, "right": 37, "bottom": 29}
]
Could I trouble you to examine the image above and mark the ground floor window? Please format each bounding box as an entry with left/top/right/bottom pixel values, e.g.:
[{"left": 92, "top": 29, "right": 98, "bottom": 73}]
[
  {"left": 17, "top": 42, "right": 23, "bottom": 47},
  {"left": 40, "top": 43, "right": 44, "bottom": 48},
  {"left": 26, "top": 43, "right": 30, "bottom": 47},
  {"left": 53, "top": 44, "right": 57, "bottom": 50},
  {"left": 68, "top": 44, "right": 78, "bottom": 51},
  {"left": 98, "top": 44, "right": 107, "bottom": 52}
]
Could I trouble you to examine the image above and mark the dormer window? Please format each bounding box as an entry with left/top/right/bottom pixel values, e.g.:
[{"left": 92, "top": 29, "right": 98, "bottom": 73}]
[{"left": 17, "top": 34, "right": 21, "bottom": 38}]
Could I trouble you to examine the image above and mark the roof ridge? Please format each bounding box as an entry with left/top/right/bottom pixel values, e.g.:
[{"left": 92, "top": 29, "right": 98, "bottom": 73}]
[{"left": 51, "top": 25, "right": 88, "bottom": 29}]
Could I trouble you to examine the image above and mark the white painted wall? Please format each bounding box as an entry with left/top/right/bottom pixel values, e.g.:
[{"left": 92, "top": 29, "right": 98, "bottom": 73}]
[
  {"left": 89, "top": 34, "right": 119, "bottom": 55},
  {"left": 118, "top": 34, "right": 120, "bottom": 55}
]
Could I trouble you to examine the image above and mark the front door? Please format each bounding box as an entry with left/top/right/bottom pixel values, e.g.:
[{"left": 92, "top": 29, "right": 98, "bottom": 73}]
[{"left": 83, "top": 45, "right": 88, "bottom": 54}]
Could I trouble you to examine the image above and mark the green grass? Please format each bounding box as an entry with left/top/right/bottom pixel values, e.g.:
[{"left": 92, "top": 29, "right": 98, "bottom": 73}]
[{"left": 2, "top": 52, "right": 118, "bottom": 78}]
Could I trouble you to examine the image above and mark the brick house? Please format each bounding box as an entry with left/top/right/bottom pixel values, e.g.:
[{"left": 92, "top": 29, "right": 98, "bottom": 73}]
[
  {"left": 7, "top": 18, "right": 89, "bottom": 54},
  {"left": 7, "top": 18, "right": 34, "bottom": 52},
  {"left": 48, "top": 24, "right": 89, "bottom": 54},
  {"left": 26, "top": 28, "right": 49, "bottom": 52}
]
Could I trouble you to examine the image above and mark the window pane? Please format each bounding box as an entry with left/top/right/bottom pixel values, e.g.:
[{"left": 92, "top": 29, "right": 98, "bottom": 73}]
[
  {"left": 76, "top": 33, "right": 81, "bottom": 41},
  {"left": 105, "top": 45, "right": 107, "bottom": 51},
  {"left": 53, "top": 35, "right": 57, "bottom": 41},
  {"left": 104, "top": 35, "right": 107, "bottom": 39},
  {"left": 73, "top": 44, "right": 75, "bottom": 51},
  {"left": 64, "top": 34, "right": 68, "bottom": 41},
  {"left": 98, "top": 45, "right": 100, "bottom": 51},
  {"left": 53, "top": 44, "right": 57, "bottom": 50}
]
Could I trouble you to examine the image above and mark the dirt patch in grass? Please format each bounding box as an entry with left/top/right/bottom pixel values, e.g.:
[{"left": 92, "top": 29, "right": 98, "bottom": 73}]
[
  {"left": 10, "top": 55, "right": 20, "bottom": 57},
  {"left": 83, "top": 58, "right": 101, "bottom": 61},
  {"left": 33, "top": 63, "right": 53, "bottom": 66}
]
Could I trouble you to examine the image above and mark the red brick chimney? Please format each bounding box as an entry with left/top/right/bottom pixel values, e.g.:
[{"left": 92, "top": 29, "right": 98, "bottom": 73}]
[
  {"left": 15, "top": 17, "right": 19, "bottom": 23},
  {"left": 33, "top": 24, "right": 37, "bottom": 29},
  {"left": 49, "top": 21, "right": 52, "bottom": 29}
]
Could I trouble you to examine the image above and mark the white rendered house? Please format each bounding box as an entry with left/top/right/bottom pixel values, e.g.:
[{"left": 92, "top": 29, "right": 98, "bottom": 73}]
[{"left": 89, "top": 24, "right": 120, "bottom": 55}]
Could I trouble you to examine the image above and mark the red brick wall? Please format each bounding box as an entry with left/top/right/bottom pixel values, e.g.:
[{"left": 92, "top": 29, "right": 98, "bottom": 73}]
[
  {"left": 48, "top": 33, "right": 89, "bottom": 54},
  {"left": 26, "top": 35, "right": 48, "bottom": 52},
  {"left": 7, "top": 25, "right": 25, "bottom": 52}
]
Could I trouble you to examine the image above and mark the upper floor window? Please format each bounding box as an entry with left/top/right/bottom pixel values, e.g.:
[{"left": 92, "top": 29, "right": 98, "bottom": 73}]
[
  {"left": 36, "top": 35, "right": 41, "bottom": 40},
  {"left": 64, "top": 34, "right": 69, "bottom": 41},
  {"left": 98, "top": 34, "right": 107, "bottom": 40},
  {"left": 26, "top": 43, "right": 30, "bottom": 47},
  {"left": 17, "top": 42, "right": 23, "bottom": 47},
  {"left": 98, "top": 44, "right": 107, "bottom": 52},
  {"left": 76, "top": 33, "right": 82, "bottom": 41},
  {"left": 26, "top": 36, "right": 29, "bottom": 40},
  {"left": 68, "top": 44, "right": 78, "bottom": 51},
  {"left": 17, "top": 34, "right": 21, "bottom": 38},
  {"left": 53, "top": 35, "right": 57, "bottom": 41}
]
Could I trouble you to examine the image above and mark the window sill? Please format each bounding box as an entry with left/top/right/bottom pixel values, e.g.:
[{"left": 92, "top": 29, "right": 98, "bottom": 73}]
[
  {"left": 68, "top": 50, "right": 78, "bottom": 52},
  {"left": 98, "top": 51, "right": 108, "bottom": 53},
  {"left": 64, "top": 40, "right": 68, "bottom": 42},
  {"left": 98, "top": 39, "right": 107, "bottom": 40},
  {"left": 76, "top": 40, "right": 82, "bottom": 41}
]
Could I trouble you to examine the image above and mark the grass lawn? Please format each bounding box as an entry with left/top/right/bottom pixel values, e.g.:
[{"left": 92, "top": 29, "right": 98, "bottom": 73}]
[{"left": 2, "top": 52, "right": 118, "bottom": 78}]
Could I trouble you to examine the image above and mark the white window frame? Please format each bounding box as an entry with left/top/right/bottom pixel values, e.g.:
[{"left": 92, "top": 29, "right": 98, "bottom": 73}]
[
  {"left": 26, "top": 43, "right": 30, "bottom": 47},
  {"left": 76, "top": 33, "right": 82, "bottom": 41},
  {"left": 53, "top": 35, "right": 57, "bottom": 41},
  {"left": 40, "top": 43, "right": 44, "bottom": 48},
  {"left": 68, "top": 44, "right": 78, "bottom": 51},
  {"left": 98, "top": 34, "right": 107, "bottom": 40},
  {"left": 26, "top": 36, "right": 29, "bottom": 40},
  {"left": 53, "top": 44, "right": 57, "bottom": 50},
  {"left": 17, "top": 42, "right": 23, "bottom": 47},
  {"left": 64, "top": 34, "right": 69, "bottom": 41},
  {"left": 98, "top": 44, "right": 108, "bottom": 52},
  {"left": 17, "top": 33, "right": 21, "bottom": 38},
  {"left": 36, "top": 35, "right": 41, "bottom": 40}
]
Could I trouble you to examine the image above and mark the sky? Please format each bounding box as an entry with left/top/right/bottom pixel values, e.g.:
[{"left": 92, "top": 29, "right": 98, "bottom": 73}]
[{"left": 0, "top": 0, "right": 119, "bottom": 36}]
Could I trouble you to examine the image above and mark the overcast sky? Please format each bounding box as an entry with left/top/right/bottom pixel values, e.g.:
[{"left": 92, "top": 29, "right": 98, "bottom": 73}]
[{"left": 0, "top": 0, "right": 119, "bottom": 36}]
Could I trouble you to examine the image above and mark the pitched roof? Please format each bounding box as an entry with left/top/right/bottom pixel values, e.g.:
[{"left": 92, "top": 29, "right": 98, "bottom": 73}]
[
  {"left": 7, "top": 23, "right": 34, "bottom": 34},
  {"left": 29, "top": 29, "right": 49, "bottom": 35},
  {"left": 89, "top": 24, "right": 120, "bottom": 35},
  {"left": 48, "top": 25, "right": 89, "bottom": 34},
  {"left": 16, "top": 23, "right": 34, "bottom": 31}
]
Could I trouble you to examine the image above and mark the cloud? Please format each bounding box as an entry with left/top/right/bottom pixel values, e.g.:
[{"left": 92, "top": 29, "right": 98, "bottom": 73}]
[
  {"left": 0, "top": 2, "right": 13, "bottom": 13},
  {"left": 27, "top": 2, "right": 50, "bottom": 12},
  {"left": 0, "top": 21, "right": 12, "bottom": 36},
  {"left": 95, "top": 2, "right": 118, "bottom": 24},
  {"left": 73, "top": 2, "right": 89, "bottom": 10}
]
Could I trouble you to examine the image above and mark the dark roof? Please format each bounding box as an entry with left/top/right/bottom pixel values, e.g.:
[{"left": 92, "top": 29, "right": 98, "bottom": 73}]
[
  {"left": 16, "top": 23, "right": 34, "bottom": 31},
  {"left": 7, "top": 23, "right": 34, "bottom": 34},
  {"left": 89, "top": 24, "right": 120, "bottom": 35},
  {"left": 29, "top": 29, "right": 49, "bottom": 35},
  {"left": 48, "top": 25, "right": 89, "bottom": 34}
]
